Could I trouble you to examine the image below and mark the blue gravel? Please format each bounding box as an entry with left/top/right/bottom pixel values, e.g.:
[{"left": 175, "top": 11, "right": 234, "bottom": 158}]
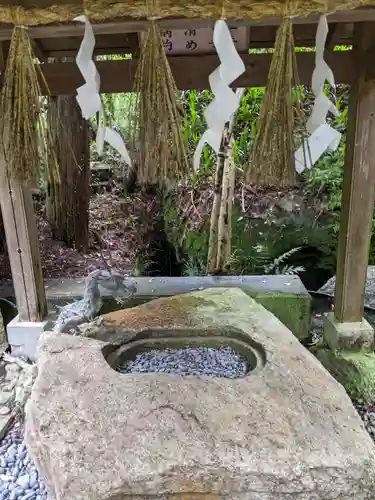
[
  {"left": 119, "top": 346, "right": 248, "bottom": 378},
  {"left": 0, "top": 430, "right": 48, "bottom": 500}
]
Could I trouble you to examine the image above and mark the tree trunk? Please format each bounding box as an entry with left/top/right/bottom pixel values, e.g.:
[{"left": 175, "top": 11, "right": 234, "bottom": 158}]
[{"left": 46, "top": 96, "right": 90, "bottom": 252}]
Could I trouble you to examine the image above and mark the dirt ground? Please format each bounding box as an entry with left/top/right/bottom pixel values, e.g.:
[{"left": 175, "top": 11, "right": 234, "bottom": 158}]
[{"left": 0, "top": 193, "right": 142, "bottom": 280}]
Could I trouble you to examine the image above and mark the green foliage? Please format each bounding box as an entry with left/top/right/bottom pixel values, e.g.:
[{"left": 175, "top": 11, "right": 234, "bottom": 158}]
[
  {"left": 233, "top": 88, "right": 264, "bottom": 165},
  {"left": 89, "top": 89, "right": 136, "bottom": 167},
  {"left": 101, "top": 93, "right": 136, "bottom": 134},
  {"left": 168, "top": 84, "right": 346, "bottom": 280},
  {"left": 181, "top": 88, "right": 264, "bottom": 177},
  {"left": 89, "top": 60, "right": 375, "bottom": 281},
  {"left": 227, "top": 207, "right": 336, "bottom": 277},
  {"left": 306, "top": 146, "right": 344, "bottom": 217},
  {"left": 133, "top": 256, "right": 155, "bottom": 277},
  {"left": 263, "top": 247, "right": 305, "bottom": 275},
  {"left": 303, "top": 84, "right": 349, "bottom": 233},
  {"left": 183, "top": 256, "right": 206, "bottom": 276},
  {"left": 181, "top": 90, "right": 216, "bottom": 182}
]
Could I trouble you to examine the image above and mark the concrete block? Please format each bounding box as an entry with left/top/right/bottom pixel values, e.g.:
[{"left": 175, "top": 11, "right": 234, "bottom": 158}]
[
  {"left": 324, "top": 312, "right": 374, "bottom": 352},
  {"left": 7, "top": 315, "right": 53, "bottom": 361}
]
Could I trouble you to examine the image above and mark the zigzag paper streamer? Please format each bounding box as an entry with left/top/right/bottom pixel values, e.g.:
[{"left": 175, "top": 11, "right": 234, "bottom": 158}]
[
  {"left": 294, "top": 14, "right": 341, "bottom": 173},
  {"left": 193, "top": 20, "right": 245, "bottom": 171},
  {"left": 74, "top": 15, "right": 132, "bottom": 167}
]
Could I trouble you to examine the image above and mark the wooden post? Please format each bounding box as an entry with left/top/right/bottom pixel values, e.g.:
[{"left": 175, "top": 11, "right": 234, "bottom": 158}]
[
  {"left": 0, "top": 168, "right": 47, "bottom": 322},
  {"left": 334, "top": 23, "right": 375, "bottom": 323}
]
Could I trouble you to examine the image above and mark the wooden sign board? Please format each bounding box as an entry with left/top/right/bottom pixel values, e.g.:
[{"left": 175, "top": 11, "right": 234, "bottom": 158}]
[{"left": 157, "top": 26, "right": 249, "bottom": 55}]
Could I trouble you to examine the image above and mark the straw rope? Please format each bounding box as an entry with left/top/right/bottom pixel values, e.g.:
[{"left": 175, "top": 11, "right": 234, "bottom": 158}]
[
  {"left": 245, "top": 1, "right": 310, "bottom": 187},
  {"left": 0, "top": 13, "right": 57, "bottom": 183},
  {"left": 0, "top": 0, "right": 370, "bottom": 26},
  {"left": 129, "top": 17, "right": 189, "bottom": 185}
]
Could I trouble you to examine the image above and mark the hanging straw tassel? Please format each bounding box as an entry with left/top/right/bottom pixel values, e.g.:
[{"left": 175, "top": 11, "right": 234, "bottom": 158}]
[
  {"left": 0, "top": 22, "right": 53, "bottom": 183},
  {"left": 129, "top": 21, "right": 189, "bottom": 186},
  {"left": 245, "top": 4, "right": 308, "bottom": 187}
]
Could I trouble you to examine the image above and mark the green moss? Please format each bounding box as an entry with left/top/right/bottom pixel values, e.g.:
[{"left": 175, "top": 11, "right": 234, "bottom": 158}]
[
  {"left": 242, "top": 289, "right": 311, "bottom": 340},
  {"left": 163, "top": 200, "right": 181, "bottom": 246},
  {"left": 185, "top": 227, "right": 209, "bottom": 263},
  {"left": 316, "top": 348, "right": 375, "bottom": 404}
]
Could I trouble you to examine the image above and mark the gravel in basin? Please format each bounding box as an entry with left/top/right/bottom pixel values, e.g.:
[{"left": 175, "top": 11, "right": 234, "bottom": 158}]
[{"left": 118, "top": 346, "right": 249, "bottom": 378}]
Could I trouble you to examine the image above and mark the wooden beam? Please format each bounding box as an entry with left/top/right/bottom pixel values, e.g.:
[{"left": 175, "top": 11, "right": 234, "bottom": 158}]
[
  {"left": 44, "top": 47, "right": 132, "bottom": 58},
  {"left": 16, "top": 50, "right": 354, "bottom": 95},
  {"left": 248, "top": 23, "right": 352, "bottom": 49},
  {"left": 0, "top": 166, "right": 47, "bottom": 322},
  {"left": 38, "top": 32, "right": 139, "bottom": 59},
  {"left": 38, "top": 26, "right": 353, "bottom": 58},
  {"left": 334, "top": 22, "right": 375, "bottom": 323},
  {"left": 0, "top": 8, "right": 374, "bottom": 40}
]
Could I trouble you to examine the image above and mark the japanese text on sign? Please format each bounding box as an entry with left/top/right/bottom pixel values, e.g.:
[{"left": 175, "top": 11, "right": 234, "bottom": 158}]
[{"left": 159, "top": 26, "right": 248, "bottom": 55}]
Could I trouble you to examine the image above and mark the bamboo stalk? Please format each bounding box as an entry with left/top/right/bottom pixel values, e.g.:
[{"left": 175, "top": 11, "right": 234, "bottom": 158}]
[
  {"left": 223, "top": 136, "right": 236, "bottom": 267},
  {"left": 216, "top": 147, "right": 231, "bottom": 271},
  {"left": 206, "top": 144, "right": 224, "bottom": 275},
  {"left": 207, "top": 89, "right": 245, "bottom": 274}
]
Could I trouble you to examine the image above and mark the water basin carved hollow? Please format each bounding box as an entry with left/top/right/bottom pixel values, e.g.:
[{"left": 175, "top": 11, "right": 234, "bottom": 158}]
[{"left": 105, "top": 327, "right": 266, "bottom": 378}]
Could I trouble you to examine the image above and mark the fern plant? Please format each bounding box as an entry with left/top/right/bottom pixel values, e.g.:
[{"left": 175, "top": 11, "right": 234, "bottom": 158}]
[
  {"left": 264, "top": 247, "right": 305, "bottom": 275},
  {"left": 228, "top": 244, "right": 271, "bottom": 275},
  {"left": 133, "top": 256, "right": 155, "bottom": 277}
]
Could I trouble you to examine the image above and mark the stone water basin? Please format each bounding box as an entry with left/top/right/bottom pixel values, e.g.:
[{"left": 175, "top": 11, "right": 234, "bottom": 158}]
[{"left": 25, "top": 288, "right": 375, "bottom": 500}]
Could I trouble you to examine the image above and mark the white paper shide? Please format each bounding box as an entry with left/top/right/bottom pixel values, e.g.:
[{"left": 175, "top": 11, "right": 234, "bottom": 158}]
[
  {"left": 193, "top": 20, "right": 245, "bottom": 171},
  {"left": 74, "top": 15, "right": 132, "bottom": 167},
  {"left": 294, "top": 14, "right": 341, "bottom": 173}
]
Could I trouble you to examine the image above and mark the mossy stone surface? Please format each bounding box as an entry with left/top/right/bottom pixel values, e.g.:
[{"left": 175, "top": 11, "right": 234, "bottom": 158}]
[
  {"left": 99, "top": 289, "right": 312, "bottom": 341},
  {"left": 316, "top": 348, "right": 375, "bottom": 404},
  {"left": 243, "top": 288, "right": 311, "bottom": 341}
]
